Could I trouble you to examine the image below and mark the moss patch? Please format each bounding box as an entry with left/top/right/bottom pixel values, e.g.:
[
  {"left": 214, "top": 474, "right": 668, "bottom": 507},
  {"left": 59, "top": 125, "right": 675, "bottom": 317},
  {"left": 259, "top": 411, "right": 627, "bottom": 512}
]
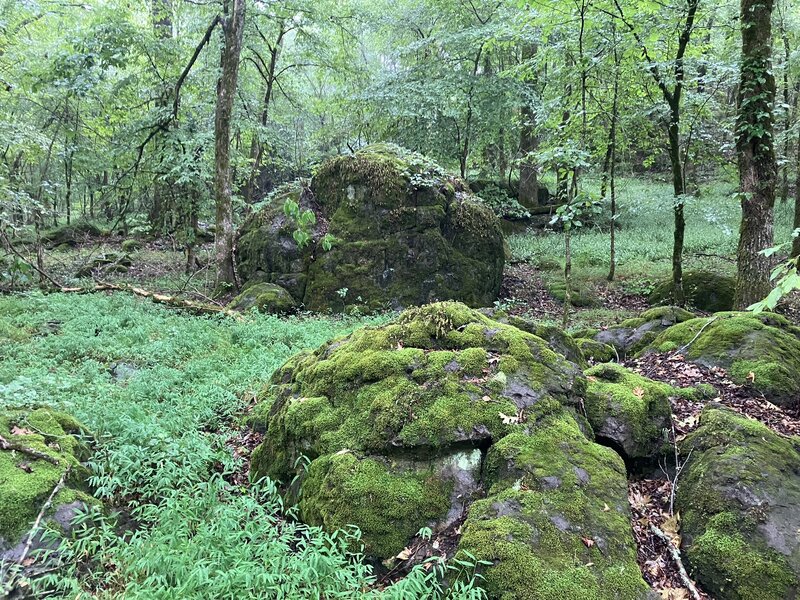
[
  {"left": 648, "top": 271, "right": 735, "bottom": 312},
  {"left": 228, "top": 282, "right": 297, "bottom": 314},
  {"left": 0, "top": 407, "right": 93, "bottom": 545}
]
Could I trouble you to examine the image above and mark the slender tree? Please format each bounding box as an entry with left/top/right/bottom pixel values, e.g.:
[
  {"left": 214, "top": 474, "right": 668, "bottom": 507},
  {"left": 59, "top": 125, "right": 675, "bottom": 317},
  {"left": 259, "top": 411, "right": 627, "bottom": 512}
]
[
  {"left": 734, "top": 0, "right": 777, "bottom": 308},
  {"left": 213, "top": 0, "right": 246, "bottom": 293}
]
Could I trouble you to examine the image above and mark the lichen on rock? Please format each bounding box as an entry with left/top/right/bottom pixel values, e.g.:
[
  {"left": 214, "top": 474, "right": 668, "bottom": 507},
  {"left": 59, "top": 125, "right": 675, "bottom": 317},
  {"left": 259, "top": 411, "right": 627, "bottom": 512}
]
[{"left": 236, "top": 144, "right": 506, "bottom": 312}]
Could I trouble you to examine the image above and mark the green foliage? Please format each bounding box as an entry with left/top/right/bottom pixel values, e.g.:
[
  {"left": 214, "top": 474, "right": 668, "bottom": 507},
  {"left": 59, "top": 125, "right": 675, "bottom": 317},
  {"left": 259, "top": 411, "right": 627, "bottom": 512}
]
[{"left": 475, "top": 184, "right": 531, "bottom": 220}]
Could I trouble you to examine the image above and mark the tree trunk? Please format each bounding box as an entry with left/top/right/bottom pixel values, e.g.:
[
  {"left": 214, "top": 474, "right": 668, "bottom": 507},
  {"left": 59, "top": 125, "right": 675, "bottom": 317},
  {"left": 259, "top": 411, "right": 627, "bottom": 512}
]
[
  {"left": 213, "top": 0, "right": 246, "bottom": 294},
  {"left": 791, "top": 120, "right": 800, "bottom": 259},
  {"left": 734, "top": 0, "right": 776, "bottom": 308},
  {"left": 607, "top": 34, "right": 620, "bottom": 282},
  {"left": 149, "top": 0, "right": 172, "bottom": 234},
  {"left": 518, "top": 44, "right": 539, "bottom": 209},
  {"left": 667, "top": 101, "right": 686, "bottom": 305}
]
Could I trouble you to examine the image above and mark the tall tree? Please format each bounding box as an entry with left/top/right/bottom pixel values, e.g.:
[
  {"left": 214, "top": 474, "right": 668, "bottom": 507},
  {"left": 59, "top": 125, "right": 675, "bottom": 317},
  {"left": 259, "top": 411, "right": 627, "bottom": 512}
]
[
  {"left": 613, "top": 0, "right": 700, "bottom": 305},
  {"left": 734, "top": 0, "right": 777, "bottom": 308},
  {"left": 518, "top": 43, "right": 539, "bottom": 209},
  {"left": 213, "top": 0, "right": 246, "bottom": 293}
]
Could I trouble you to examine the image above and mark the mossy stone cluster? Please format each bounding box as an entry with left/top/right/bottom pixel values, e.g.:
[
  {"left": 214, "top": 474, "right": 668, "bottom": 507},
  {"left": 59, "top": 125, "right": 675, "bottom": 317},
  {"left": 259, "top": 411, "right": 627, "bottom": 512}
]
[
  {"left": 0, "top": 407, "right": 94, "bottom": 554},
  {"left": 648, "top": 271, "right": 735, "bottom": 312},
  {"left": 75, "top": 252, "right": 132, "bottom": 278},
  {"left": 643, "top": 312, "right": 800, "bottom": 406},
  {"left": 227, "top": 282, "right": 297, "bottom": 314},
  {"left": 249, "top": 302, "right": 650, "bottom": 598},
  {"left": 236, "top": 144, "right": 505, "bottom": 312},
  {"left": 676, "top": 406, "right": 800, "bottom": 599}
]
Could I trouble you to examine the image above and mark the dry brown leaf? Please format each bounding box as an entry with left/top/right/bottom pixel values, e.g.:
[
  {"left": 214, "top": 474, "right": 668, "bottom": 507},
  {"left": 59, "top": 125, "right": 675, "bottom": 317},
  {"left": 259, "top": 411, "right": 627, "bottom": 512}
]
[
  {"left": 661, "top": 513, "right": 681, "bottom": 547},
  {"left": 499, "top": 412, "right": 520, "bottom": 425},
  {"left": 395, "top": 547, "right": 412, "bottom": 561},
  {"left": 11, "top": 426, "right": 34, "bottom": 436},
  {"left": 632, "top": 386, "right": 645, "bottom": 400},
  {"left": 602, "top": 503, "right": 611, "bottom": 512},
  {"left": 581, "top": 537, "right": 595, "bottom": 548}
]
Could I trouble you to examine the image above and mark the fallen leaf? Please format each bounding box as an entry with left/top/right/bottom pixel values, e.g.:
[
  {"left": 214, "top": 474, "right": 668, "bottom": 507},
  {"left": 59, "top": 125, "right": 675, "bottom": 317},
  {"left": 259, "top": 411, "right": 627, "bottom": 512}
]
[
  {"left": 395, "top": 547, "right": 412, "bottom": 561},
  {"left": 632, "top": 387, "right": 645, "bottom": 400},
  {"left": 747, "top": 371, "right": 756, "bottom": 383},
  {"left": 581, "top": 537, "right": 595, "bottom": 548},
  {"left": 602, "top": 503, "right": 611, "bottom": 512},
  {"left": 499, "top": 412, "right": 520, "bottom": 425},
  {"left": 11, "top": 426, "right": 33, "bottom": 436}
]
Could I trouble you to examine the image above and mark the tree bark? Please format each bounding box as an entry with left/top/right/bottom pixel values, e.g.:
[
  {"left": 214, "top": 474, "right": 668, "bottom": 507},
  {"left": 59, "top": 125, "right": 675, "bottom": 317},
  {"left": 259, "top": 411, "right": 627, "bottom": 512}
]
[
  {"left": 149, "top": 0, "right": 172, "bottom": 234},
  {"left": 734, "top": 0, "right": 776, "bottom": 308},
  {"left": 213, "top": 0, "right": 246, "bottom": 293},
  {"left": 518, "top": 44, "right": 539, "bottom": 209},
  {"left": 791, "top": 116, "right": 800, "bottom": 259}
]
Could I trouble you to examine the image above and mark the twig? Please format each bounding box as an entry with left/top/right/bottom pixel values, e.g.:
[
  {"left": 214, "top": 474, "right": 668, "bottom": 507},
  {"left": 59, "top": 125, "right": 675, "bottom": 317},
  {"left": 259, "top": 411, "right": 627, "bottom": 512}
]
[
  {"left": 0, "top": 434, "right": 61, "bottom": 466},
  {"left": 675, "top": 315, "right": 718, "bottom": 356},
  {"left": 0, "top": 229, "right": 62, "bottom": 289},
  {"left": 1, "top": 468, "right": 71, "bottom": 595},
  {"left": 649, "top": 523, "right": 702, "bottom": 600}
]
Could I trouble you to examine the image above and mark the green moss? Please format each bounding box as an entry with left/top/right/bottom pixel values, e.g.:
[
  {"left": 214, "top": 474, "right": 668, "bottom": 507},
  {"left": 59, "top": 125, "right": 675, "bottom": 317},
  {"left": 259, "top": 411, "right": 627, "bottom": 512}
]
[
  {"left": 645, "top": 312, "right": 800, "bottom": 404},
  {"left": 583, "top": 363, "right": 677, "bottom": 462},
  {"left": 0, "top": 407, "right": 93, "bottom": 543},
  {"left": 121, "top": 239, "right": 142, "bottom": 252},
  {"left": 547, "top": 280, "right": 598, "bottom": 307},
  {"left": 228, "top": 282, "right": 297, "bottom": 314},
  {"left": 458, "top": 404, "right": 649, "bottom": 600},
  {"left": 575, "top": 338, "right": 617, "bottom": 363},
  {"left": 299, "top": 451, "right": 451, "bottom": 558}
]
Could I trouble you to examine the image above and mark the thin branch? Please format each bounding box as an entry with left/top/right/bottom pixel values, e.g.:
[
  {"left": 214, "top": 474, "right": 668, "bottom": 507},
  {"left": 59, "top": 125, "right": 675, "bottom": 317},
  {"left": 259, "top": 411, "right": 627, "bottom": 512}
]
[{"left": 649, "top": 523, "right": 702, "bottom": 600}]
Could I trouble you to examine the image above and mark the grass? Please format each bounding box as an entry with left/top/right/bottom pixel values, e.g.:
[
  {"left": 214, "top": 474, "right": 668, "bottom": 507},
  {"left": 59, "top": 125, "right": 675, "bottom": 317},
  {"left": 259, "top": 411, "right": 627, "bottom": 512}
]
[
  {"left": 0, "top": 292, "right": 485, "bottom": 598},
  {"left": 509, "top": 177, "right": 797, "bottom": 294}
]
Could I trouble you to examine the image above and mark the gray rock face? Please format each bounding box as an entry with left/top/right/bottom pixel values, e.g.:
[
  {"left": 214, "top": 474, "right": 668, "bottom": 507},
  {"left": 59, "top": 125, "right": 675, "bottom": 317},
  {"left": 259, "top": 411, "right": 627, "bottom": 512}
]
[
  {"left": 676, "top": 406, "right": 800, "bottom": 600},
  {"left": 594, "top": 306, "right": 696, "bottom": 356}
]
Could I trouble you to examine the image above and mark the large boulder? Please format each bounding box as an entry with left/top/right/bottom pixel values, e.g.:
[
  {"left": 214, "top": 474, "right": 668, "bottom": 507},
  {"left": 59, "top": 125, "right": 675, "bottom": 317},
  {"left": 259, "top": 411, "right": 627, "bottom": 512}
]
[
  {"left": 227, "top": 282, "right": 297, "bottom": 314},
  {"left": 1, "top": 407, "right": 95, "bottom": 592},
  {"left": 643, "top": 312, "right": 800, "bottom": 406},
  {"left": 676, "top": 407, "right": 800, "bottom": 599},
  {"left": 648, "top": 271, "right": 735, "bottom": 312},
  {"left": 248, "top": 302, "right": 651, "bottom": 598},
  {"left": 236, "top": 144, "right": 506, "bottom": 312}
]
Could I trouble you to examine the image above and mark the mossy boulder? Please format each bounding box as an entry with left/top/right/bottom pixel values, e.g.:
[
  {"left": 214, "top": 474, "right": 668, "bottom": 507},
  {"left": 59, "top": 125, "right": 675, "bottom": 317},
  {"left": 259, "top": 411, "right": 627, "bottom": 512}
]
[
  {"left": 0, "top": 407, "right": 94, "bottom": 567},
  {"left": 457, "top": 399, "right": 651, "bottom": 600},
  {"left": 575, "top": 338, "right": 617, "bottom": 364},
  {"left": 643, "top": 312, "right": 800, "bottom": 406},
  {"left": 648, "top": 271, "right": 735, "bottom": 312},
  {"left": 595, "top": 306, "right": 696, "bottom": 357},
  {"left": 249, "top": 302, "right": 650, "bottom": 597},
  {"left": 547, "top": 280, "right": 598, "bottom": 307},
  {"left": 583, "top": 364, "right": 678, "bottom": 464},
  {"left": 75, "top": 252, "right": 132, "bottom": 278},
  {"left": 249, "top": 302, "right": 588, "bottom": 557},
  {"left": 676, "top": 407, "right": 800, "bottom": 599},
  {"left": 227, "top": 282, "right": 297, "bottom": 314},
  {"left": 120, "top": 239, "right": 142, "bottom": 252},
  {"left": 42, "top": 221, "right": 103, "bottom": 248},
  {"left": 236, "top": 144, "right": 505, "bottom": 312}
]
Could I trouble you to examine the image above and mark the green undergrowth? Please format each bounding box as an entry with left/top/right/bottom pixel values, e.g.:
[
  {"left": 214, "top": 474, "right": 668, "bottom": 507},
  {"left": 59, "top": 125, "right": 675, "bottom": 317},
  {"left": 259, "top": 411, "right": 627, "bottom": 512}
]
[{"left": 0, "top": 292, "right": 485, "bottom": 598}]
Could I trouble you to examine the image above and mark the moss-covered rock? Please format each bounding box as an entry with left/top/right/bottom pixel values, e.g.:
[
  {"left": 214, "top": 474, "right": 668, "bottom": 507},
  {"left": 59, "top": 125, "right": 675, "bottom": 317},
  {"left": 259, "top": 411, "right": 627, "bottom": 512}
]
[
  {"left": 583, "top": 364, "right": 678, "bottom": 464},
  {"left": 676, "top": 407, "right": 800, "bottom": 599},
  {"left": 249, "top": 302, "right": 589, "bottom": 557},
  {"left": 547, "top": 279, "right": 598, "bottom": 307},
  {"left": 457, "top": 399, "right": 651, "bottom": 599},
  {"left": 575, "top": 338, "right": 617, "bottom": 364},
  {"left": 0, "top": 407, "right": 94, "bottom": 559},
  {"left": 75, "top": 252, "right": 132, "bottom": 278},
  {"left": 236, "top": 144, "right": 505, "bottom": 312},
  {"left": 594, "top": 306, "right": 696, "bottom": 357},
  {"left": 120, "top": 239, "right": 142, "bottom": 252},
  {"left": 643, "top": 312, "right": 800, "bottom": 406},
  {"left": 41, "top": 221, "right": 103, "bottom": 248},
  {"left": 227, "top": 282, "right": 297, "bottom": 314},
  {"left": 648, "top": 271, "right": 735, "bottom": 312}
]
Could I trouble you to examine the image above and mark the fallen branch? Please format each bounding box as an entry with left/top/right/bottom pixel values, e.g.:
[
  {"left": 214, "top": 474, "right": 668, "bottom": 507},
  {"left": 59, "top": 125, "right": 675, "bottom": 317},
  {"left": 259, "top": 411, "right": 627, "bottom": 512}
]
[
  {"left": 58, "top": 281, "right": 240, "bottom": 318},
  {"left": 0, "top": 434, "right": 61, "bottom": 466},
  {"left": 676, "top": 315, "right": 719, "bottom": 356},
  {"left": 0, "top": 229, "right": 62, "bottom": 289},
  {"left": 649, "top": 523, "right": 702, "bottom": 600}
]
